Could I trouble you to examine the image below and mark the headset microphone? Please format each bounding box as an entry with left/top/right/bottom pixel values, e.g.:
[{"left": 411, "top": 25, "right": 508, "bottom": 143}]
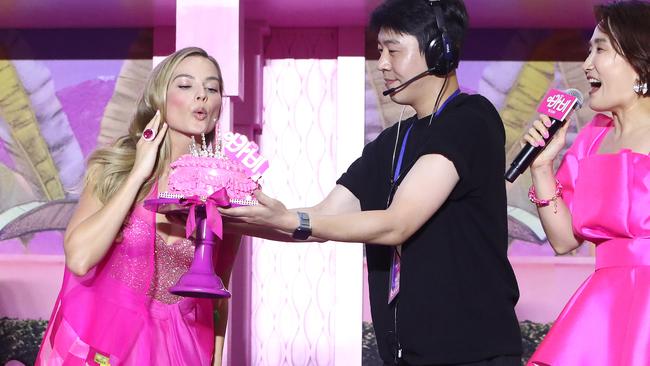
[{"left": 382, "top": 68, "right": 435, "bottom": 96}]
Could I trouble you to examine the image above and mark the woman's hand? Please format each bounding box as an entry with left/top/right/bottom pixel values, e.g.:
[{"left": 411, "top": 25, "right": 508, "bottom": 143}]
[
  {"left": 131, "top": 110, "right": 168, "bottom": 182},
  {"left": 522, "top": 113, "right": 571, "bottom": 170}
]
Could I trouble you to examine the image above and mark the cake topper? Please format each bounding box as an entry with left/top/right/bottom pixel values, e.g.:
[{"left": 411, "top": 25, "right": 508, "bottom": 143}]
[
  {"left": 190, "top": 132, "right": 225, "bottom": 158},
  {"left": 186, "top": 124, "right": 269, "bottom": 180}
]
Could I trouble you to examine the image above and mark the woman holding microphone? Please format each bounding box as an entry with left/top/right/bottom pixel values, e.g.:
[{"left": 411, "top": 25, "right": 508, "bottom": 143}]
[{"left": 524, "top": 1, "right": 650, "bottom": 365}]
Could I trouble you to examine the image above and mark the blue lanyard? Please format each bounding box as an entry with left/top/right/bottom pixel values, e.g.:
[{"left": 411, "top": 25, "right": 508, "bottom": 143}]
[{"left": 392, "top": 89, "right": 461, "bottom": 183}]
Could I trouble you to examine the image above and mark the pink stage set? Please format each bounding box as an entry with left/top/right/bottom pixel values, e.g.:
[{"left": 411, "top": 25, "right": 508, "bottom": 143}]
[{"left": 0, "top": 0, "right": 606, "bottom": 365}]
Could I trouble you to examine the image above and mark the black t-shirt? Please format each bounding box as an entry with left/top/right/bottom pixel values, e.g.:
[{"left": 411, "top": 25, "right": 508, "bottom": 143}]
[{"left": 337, "top": 93, "right": 522, "bottom": 364}]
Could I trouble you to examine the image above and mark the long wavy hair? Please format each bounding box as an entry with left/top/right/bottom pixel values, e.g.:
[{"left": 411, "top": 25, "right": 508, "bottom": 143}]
[{"left": 86, "top": 47, "right": 224, "bottom": 204}]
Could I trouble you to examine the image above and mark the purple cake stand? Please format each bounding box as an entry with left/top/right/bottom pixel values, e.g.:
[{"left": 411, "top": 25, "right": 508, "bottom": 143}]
[{"left": 144, "top": 198, "right": 231, "bottom": 298}]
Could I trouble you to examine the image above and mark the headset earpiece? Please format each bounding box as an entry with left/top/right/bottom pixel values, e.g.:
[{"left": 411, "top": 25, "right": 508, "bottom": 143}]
[{"left": 425, "top": 0, "right": 459, "bottom": 76}]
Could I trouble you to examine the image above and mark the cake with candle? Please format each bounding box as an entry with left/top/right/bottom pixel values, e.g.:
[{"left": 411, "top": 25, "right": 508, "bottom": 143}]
[{"left": 160, "top": 133, "right": 260, "bottom": 206}]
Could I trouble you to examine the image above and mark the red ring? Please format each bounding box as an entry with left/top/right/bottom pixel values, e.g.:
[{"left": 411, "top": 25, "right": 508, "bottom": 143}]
[{"left": 143, "top": 128, "right": 155, "bottom": 141}]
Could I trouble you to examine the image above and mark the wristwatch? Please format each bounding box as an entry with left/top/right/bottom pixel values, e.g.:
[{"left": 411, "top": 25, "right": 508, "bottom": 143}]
[{"left": 292, "top": 211, "right": 312, "bottom": 240}]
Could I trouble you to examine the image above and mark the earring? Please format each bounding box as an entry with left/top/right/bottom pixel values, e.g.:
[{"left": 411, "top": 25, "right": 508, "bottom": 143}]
[{"left": 633, "top": 80, "right": 648, "bottom": 95}]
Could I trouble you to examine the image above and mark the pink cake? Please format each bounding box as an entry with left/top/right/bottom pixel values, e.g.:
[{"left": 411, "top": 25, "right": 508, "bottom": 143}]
[{"left": 161, "top": 135, "right": 259, "bottom": 206}]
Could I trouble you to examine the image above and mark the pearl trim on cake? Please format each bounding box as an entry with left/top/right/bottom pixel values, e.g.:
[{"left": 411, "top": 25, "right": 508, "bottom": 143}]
[{"left": 158, "top": 192, "right": 258, "bottom": 206}]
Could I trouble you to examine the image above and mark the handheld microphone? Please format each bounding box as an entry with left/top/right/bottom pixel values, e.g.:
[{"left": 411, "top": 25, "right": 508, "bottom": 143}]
[
  {"left": 504, "top": 88, "right": 584, "bottom": 183},
  {"left": 382, "top": 68, "right": 434, "bottom": 96}
]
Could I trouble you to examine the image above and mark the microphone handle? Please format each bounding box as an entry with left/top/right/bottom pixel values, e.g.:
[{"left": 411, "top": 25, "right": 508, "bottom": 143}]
[{"left": 504, "top": 117, "right": 565, "bottom": 183}]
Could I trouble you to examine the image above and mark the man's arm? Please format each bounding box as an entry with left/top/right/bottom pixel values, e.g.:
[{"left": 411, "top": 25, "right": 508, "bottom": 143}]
[
  {"left": 221, "top": 153, "right": 458, "bottom": 245},
  {"left": 223, "top": 184, "right": 361, "bottom": 242}
]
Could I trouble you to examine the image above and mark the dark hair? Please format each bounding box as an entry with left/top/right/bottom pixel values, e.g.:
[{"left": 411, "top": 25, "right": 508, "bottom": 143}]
[
  {"left": 595, "top": 0, "right": 650, "bottom": 96},
  {"left": 369, "top": 0, "right": 469, "bottom": 56}
]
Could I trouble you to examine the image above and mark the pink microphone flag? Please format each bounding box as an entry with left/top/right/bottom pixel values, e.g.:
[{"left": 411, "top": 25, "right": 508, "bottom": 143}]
[{"left": 537, "top": 88, "right": 579, "bottom": 121}]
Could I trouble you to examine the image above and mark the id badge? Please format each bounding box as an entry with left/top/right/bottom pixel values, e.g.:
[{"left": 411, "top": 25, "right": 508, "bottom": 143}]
[{"left": 388, "top": 246, "right": 401, "bottom": 304}]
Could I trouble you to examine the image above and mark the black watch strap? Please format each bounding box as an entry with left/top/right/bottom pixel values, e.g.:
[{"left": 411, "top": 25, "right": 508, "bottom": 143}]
[{"left": 292, "top": 211, "right": 312, "bottom": 240}]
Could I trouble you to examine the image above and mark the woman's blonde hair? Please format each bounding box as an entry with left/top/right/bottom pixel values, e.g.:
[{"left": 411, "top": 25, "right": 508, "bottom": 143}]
[{"left": 86, "top": 47, "right": 223, "bottom": 204}]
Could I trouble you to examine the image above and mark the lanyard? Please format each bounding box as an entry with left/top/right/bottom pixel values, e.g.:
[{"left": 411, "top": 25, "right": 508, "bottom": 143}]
[
  {"left": 391, "top": 89, "right": 461, "bottom": 184},
  {"left": 388, "top": 89, "right": 462, "bottom": 306}
]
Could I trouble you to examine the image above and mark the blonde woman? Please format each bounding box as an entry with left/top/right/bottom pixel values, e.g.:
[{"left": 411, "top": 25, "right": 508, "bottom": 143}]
[{"left": 36, "top": 47, "right": 237, "bottom": 366}]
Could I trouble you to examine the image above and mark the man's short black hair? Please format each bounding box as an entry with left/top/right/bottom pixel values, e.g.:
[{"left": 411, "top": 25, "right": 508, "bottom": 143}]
[{"left": 370, "top": 0, "right": 469, "bottom": 56}]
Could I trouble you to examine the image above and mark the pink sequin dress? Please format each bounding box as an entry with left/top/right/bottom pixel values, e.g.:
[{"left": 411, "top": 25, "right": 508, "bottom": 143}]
[
  {"left": 529, "top": 114, "right": 650, "bottom": 365},
  {"left": 36, "top": 192, "right": 215, "bottom": 365}
]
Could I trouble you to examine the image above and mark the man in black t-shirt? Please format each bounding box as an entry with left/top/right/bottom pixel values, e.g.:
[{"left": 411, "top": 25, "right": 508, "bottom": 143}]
[{"left": 221, "top": 1, "right": 522, "bottom": 365}]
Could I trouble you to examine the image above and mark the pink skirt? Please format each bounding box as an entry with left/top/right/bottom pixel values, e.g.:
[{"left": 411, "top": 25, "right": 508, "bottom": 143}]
[
  {"left": 37, "top": 293, "right": 214, "bottom": 366},
  {"left": 529, "top": 240, "right": 650, "bottom": 366}
]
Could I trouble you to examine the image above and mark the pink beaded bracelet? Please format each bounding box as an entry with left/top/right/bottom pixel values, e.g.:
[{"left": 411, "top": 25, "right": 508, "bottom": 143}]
[{"left": 528, "top": 179, "right": 563, "bottom": 213}]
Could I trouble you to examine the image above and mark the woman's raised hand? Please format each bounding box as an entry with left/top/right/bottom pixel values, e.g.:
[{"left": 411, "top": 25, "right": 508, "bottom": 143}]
[{"left": 132, "top": 110, "right": 168, "bottom": 182}]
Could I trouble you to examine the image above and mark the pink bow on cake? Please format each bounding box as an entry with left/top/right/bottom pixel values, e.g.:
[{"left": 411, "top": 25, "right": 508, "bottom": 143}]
[{"left": 181, "top": 188, "right": 230, "bottom": 239}]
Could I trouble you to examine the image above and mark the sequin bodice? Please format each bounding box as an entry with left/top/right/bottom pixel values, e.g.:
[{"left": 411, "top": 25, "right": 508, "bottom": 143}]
[
  {"left": 109, "top": 215, "right": 154, "bottom": 293},
  {"left": 148, "top": 234, "right": 195, "bottom": 304},
  {"left": 108, "top": 208, "right": 195, "bottom": 304}
]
